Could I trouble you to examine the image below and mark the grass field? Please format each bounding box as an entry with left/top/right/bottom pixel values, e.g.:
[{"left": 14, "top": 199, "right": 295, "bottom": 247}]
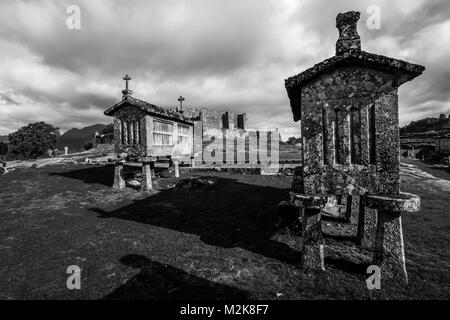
[{"left": 0, "top": 159, "right": 449, "bottom": 299}]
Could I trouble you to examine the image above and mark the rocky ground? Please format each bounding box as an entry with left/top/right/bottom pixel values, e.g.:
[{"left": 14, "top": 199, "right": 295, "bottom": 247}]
[{"left": 0, "top": 158, "right": 448, "bottom": 299}]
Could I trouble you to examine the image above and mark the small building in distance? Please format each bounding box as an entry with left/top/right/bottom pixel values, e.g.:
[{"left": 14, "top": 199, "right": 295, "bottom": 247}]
[{"left": 436, "top": 132, "right": 450, "bottom": 154}]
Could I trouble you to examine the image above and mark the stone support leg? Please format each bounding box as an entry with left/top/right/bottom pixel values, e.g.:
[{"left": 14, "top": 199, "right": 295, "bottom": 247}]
[
  {"left": 357, "top": 196, "right": 377, "bottom": 247},
  {"left": 173, "top": 160, "right": 180, "bottom": 178},
  {"left": 141, "top": 162, "right": 153, "bottom": 192},
  {"left": 301, "top": 207, "right": 325, "bottom": 271},
  {"left": 363, "top": 192, "right": 420, "bottom": 285},
  {"left": 113, "top": 163, "right": 125, "bottom": 190},
  {"left": 373, "top": 210, "right": 408, "bottom": 283}
]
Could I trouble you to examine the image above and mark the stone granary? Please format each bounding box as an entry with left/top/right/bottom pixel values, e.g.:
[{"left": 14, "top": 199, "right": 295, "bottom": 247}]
[
  {"left": 284, "top": 11, "right": 424, "bottom": 283},
  {"left": 104, "top": 75, "right": 195, "bottom": 191},
  {"left": 105, "top": 75, "right": 195, "bottom": 161}
]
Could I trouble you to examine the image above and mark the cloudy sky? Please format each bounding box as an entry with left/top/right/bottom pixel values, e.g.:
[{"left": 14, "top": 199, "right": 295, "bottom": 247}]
[{"left": 0, "top": 0, "right": 449, "bottom": 139}]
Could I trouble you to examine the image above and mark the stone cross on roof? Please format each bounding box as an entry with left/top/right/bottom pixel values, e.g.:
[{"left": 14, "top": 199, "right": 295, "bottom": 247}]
[
  {"left": 178, "top": 95, "right": 185, "bottom": 111},
  {"left": 335, "top": 11, "right": 361, "bottom": 55},
  {"left": 122, "top": 74, "right": 133, "bottom": 99}
]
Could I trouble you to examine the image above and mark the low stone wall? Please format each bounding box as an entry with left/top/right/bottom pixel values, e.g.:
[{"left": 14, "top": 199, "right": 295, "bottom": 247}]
[{"left": 181, "top": 164, "right": 299, "bottom": 175}]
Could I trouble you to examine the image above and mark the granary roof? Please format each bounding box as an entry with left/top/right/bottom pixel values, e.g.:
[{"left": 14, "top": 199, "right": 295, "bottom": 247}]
[
  {"left": 104, "top": 96, "right": 193, "bottom": 125},
  {"left": 284, "top": 49, "right": 425, "bottom": 90}
]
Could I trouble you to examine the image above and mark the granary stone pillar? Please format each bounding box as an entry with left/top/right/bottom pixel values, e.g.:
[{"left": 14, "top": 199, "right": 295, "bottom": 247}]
[
  {"left": 173, "top": 160, "right": 180, "bottom": 178},
  {"left": 141, "top": 161, "right": 153, "bottom": 192},
  {"left": 290, "top": 192, "right": 327, "bottom": 271},
  {"left": 301, "top": 207, "right": 325, "bottom": 270},
  {"left": 364, "top": 192, "right": 420, "bottom": 283},
  {"left": 357, "top": 197, "right": 377, "bottom": 248},
  {"left": 113, "top": 163, "right": 125, "bottom": 190}
]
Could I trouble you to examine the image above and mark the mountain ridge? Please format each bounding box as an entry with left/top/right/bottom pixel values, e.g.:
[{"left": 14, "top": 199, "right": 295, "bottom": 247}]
[{"left": 58, "top": 123, "right": 109, "bottom": 151}]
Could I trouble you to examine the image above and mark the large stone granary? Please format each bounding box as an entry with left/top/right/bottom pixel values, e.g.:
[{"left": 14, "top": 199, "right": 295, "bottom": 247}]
[{"left": 284, "top": 11, "right": 425, "bottom": 282}]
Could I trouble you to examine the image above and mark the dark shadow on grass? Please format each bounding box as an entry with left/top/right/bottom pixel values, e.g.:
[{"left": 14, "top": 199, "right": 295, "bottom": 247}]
[
  {"left": 323, "top": 233, "right": 359, "bottom": 245},
  {"left": 53, "top": 166, "right": 366, "bottom": 272},
  {"left": 104, "top": 254, "right": 249, "bottom": 300},
  {"left": 49, "top": 164, "right": 175, "bottom": 187},
  {"left": 89, "top": 176, "right": 299, "bottom": 265},
  {"left": 49, "top": 164, "right": 115, "bottom": 187},
  {"left": 324, "top": 256, "right": 370, "bottom": 275}
]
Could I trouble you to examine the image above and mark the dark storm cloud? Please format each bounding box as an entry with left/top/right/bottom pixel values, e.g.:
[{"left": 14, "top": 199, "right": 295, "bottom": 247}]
[
  {"left": 0, "top": 0, "right": 448, "bottom": 136},
  {"left": 0, "top": 0, "right": 272, "bottom": 79}
]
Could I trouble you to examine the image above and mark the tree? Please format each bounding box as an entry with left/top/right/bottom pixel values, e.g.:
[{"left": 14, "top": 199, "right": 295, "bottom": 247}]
[
  {"left": 8, "top": 122, "right": 60, "bottom": 158},
  {"left": 286, "top": 136, "right": 301, "bottom": 145}
]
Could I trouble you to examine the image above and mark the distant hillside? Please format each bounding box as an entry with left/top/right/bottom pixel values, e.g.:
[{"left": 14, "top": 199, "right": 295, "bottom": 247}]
[
  {"left": 0, "top": 135, "right": 8, "bottom": 142},
  {"left": 401, "top": 114, "right": 450, "bottom": 134},
  {"left": 58, "top": 124, "right": 108, "bottom": 152}
]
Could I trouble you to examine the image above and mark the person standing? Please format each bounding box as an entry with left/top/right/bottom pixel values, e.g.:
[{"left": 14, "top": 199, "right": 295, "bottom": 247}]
[
  {"left": 48, "top": 147, "right": 53, "bottom": 158},
  {"left": 0, "top": 141, "right": 8, "bottom": 174},
  {"left": 64, "top": 146, "right": 68, "bottom": 155}
]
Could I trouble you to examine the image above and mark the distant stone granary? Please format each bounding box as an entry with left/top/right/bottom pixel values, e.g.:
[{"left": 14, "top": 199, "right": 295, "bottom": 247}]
[
  {"left": 284, "top": 11, "right": 424, "bottom": 283},
  {"left": 104, "top": 75, "right": 195, "bottom": 162}
]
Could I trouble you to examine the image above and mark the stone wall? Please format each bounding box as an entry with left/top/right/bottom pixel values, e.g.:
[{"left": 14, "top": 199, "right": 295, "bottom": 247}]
[
  {"left": 194, "top": 128, "right": 279, "bottom": 166},
  {"left": 174, "top": 107, "right": 250, "bottom": 165},
  {"left": 171, "top": 107, "right": 247, "bottom": 131}
]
